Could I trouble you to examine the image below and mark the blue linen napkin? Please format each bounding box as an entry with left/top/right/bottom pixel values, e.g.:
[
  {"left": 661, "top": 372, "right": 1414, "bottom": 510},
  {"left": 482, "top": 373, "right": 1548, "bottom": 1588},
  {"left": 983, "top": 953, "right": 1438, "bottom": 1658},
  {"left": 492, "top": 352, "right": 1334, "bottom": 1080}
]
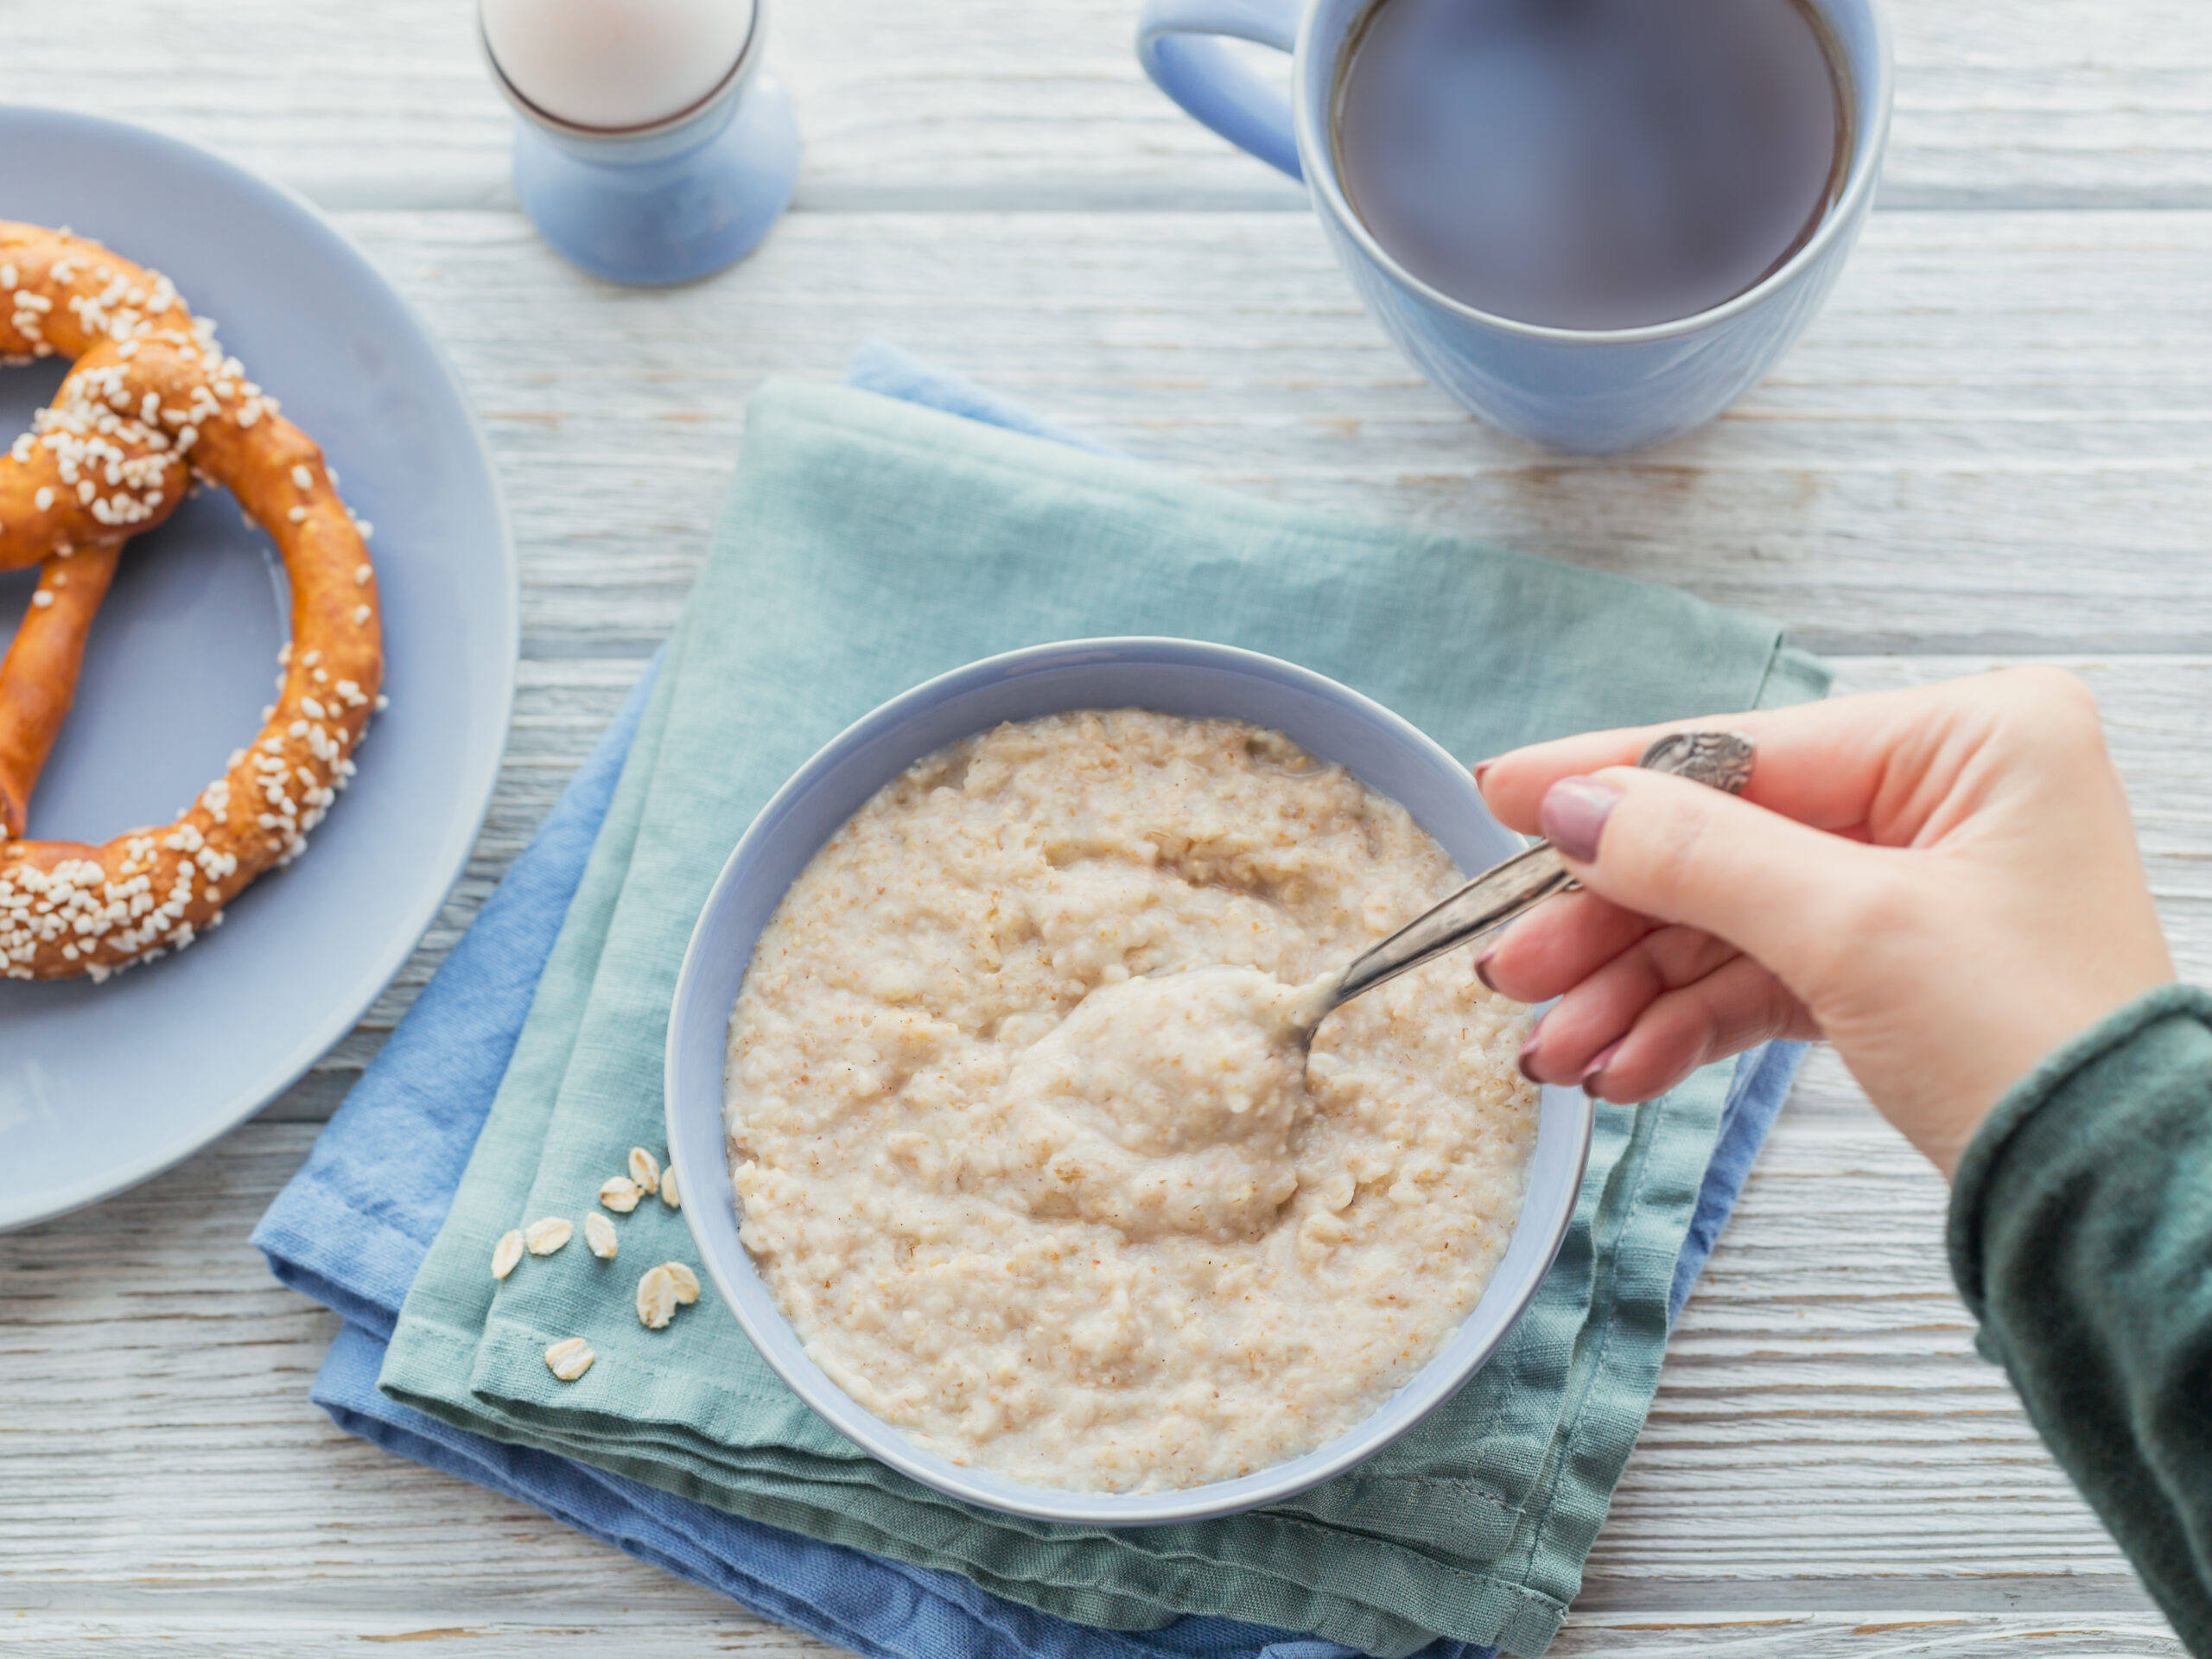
[{"left": 256, "top": 346, "right": 1803, "bottom": 1659}]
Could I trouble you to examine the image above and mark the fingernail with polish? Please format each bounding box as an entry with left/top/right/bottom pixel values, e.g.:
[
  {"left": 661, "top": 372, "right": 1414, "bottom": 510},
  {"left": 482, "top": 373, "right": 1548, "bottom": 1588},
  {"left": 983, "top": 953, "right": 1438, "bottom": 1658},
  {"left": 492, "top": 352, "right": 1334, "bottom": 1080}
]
[
  {"left": 1540, "top": 776, "right": 1623, "bottom": 863},
  {"left": 1474, "top": 946, "right": 1499, "bottom": 992},
  {"left": 1580, "top": 1039, "right": 1623, "bottom": 1090},
  {"left": 1516, "top": 1039, "right": 1543, "bottom": 1084}
]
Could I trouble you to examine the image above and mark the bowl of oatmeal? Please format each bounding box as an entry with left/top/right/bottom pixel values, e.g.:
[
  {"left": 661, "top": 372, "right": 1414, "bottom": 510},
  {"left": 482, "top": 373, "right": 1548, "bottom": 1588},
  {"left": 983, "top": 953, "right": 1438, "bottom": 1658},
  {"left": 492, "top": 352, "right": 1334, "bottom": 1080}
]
[{"left": 664, "top": 638, "right": 1593, "bottom": 1525}]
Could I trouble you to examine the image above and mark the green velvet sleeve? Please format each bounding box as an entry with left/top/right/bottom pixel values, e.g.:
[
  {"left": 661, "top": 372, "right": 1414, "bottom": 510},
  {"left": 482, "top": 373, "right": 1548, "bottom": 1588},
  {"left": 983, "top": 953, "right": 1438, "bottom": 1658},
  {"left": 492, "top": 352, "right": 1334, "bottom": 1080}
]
[{"left": 1948, "top": 983, "right": 2212, "bottom": 1656}]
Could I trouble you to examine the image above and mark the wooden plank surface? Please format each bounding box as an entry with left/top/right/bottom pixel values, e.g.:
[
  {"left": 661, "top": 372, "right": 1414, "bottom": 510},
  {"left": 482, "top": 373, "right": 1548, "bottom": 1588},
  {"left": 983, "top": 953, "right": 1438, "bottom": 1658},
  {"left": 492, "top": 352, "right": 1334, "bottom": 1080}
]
[
  {"left": 14, "top": 0, "right": 2212, "bottom": 208},
  {"left": 327, "top": 207, "right": 2212, "bottom": 664},
  {"left": 3, "top": 1611, "right": 2183, "bottom": 1656},
  {"left": 4, "top": 0, "right": 2209, "bottom": 1650},
  {"left": 0, "top": 1612, "right": 2189, "bottom": 1656}
]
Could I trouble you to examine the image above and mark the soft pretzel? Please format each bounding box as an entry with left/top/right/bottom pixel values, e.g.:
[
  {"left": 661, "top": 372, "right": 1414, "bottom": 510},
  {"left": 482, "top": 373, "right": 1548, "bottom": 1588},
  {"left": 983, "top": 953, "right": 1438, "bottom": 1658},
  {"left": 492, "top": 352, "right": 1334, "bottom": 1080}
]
[{"left": 0, "top": 223, "right": 383, "bottom": 982}]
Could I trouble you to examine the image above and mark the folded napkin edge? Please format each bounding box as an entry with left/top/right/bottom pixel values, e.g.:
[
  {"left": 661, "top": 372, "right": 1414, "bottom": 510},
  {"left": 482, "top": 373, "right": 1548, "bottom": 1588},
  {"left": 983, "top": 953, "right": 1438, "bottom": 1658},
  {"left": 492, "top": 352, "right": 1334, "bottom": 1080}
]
[
  {"left": 749, "top": 376, "right": 1800, "bottom": 657},
  {"left": 460, "top": 1306, "right": 1524, "bottom": 1525},
  {"left": 449, "top": 1318, "right": 1567, "bottom": 1656}
]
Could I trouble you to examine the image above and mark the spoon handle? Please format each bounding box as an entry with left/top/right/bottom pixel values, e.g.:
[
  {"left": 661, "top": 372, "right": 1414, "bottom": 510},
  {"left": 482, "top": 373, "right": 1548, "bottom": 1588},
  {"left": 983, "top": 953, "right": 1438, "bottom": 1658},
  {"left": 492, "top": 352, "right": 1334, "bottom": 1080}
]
[
  {"left": 1328, "top": 842, "right": 1575, "bottom": 1012},
  {"left": 1319, "top": 729, "right": 1756, "bottom": 1019}
]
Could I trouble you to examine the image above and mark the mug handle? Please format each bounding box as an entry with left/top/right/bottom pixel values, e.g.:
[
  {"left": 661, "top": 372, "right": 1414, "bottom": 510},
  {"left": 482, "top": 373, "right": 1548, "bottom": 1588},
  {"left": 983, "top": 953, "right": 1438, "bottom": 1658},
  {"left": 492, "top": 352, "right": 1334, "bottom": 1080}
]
[{"left": 1135, "top": 0, "right": 1305, "bottom": 182}]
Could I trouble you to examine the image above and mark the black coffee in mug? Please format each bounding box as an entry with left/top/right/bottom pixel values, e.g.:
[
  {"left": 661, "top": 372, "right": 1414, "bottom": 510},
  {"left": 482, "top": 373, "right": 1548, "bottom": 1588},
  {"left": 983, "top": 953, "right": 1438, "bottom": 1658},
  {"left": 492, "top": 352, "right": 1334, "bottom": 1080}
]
[{"left": 1332, "top": 0, "right": 1850, "bottom": 332}]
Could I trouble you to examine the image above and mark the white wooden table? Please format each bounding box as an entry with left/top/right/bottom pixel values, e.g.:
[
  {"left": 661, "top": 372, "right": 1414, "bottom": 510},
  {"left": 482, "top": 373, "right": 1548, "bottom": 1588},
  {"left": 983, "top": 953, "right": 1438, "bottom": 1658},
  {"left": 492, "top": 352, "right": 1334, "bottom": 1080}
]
[{"left": 3, "top": 2, "right": 2206, "bottom": 1652}]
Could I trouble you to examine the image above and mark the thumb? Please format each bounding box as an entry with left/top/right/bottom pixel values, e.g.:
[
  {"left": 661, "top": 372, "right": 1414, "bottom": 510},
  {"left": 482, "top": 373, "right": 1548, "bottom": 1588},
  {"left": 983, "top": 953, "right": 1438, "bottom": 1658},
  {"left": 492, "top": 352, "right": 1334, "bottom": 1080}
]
[{"left": 1540, "top": 766, "right": 1898, "bottom": 995}]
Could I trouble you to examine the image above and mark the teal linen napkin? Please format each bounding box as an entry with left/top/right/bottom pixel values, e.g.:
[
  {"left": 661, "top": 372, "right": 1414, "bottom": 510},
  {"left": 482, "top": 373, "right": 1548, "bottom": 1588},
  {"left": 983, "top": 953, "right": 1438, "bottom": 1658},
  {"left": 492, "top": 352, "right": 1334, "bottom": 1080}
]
[{"left": 380, "top": 380, "right": 1827, "bottom": 1657}]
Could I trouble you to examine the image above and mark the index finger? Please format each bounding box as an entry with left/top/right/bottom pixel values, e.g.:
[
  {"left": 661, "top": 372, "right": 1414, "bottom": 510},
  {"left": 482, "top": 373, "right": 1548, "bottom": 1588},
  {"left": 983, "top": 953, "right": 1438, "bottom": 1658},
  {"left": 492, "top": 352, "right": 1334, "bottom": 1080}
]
[{"left": 1472, "top": 671, "right": 2046, "bottom": 839}]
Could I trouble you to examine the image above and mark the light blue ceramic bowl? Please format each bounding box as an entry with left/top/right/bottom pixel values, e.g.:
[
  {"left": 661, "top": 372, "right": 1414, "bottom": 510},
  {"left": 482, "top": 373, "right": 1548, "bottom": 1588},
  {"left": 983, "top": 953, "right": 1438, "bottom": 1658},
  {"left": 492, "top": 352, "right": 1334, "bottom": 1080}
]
[{"left": 665, "top": 638, "right": 1592, "bottom": 1525}]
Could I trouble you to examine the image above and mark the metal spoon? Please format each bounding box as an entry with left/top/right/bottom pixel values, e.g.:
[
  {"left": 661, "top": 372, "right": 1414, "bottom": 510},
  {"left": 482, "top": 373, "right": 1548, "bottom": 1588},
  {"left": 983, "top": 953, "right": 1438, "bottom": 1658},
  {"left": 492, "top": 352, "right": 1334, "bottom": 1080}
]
[{"left": 1291, "top": 729, "right": 1755, "bottom": 1035}]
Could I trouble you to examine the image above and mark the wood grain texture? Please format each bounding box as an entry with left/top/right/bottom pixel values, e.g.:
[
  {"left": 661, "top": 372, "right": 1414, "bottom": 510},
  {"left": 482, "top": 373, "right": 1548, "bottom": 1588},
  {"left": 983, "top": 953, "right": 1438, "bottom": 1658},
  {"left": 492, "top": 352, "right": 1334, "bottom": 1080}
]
[
  {"left": 0, "top": 1611, "right": 2184, "bottom": 1656},
  {"left": 4, "top": 193, "right": 2200, "bottom": 1640},
  {"left": 4, "top": 0, "right": 2211, "bottom": 209},
  {"left": 330, "top": 208, "right": 2212, "bottom": 660},
  {"left": 5, "top": 0, "right": 2209, "bottom": 1647}
]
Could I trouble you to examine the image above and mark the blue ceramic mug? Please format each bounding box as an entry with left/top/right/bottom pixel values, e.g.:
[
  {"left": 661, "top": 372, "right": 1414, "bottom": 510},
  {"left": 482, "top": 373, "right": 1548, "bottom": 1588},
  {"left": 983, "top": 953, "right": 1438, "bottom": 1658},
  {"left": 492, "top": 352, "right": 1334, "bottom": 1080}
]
[{"left": 1136, "top": 0, "right": 1891, "bottom": 454}]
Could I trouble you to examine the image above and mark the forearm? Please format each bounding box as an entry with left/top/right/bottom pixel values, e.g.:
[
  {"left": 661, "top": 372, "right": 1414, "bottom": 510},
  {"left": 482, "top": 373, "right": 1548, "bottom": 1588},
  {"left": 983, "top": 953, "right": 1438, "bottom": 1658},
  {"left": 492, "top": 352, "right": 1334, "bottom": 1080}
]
[{"left": 1948, "top": 983, "right": 2212, "bottom": 1656}]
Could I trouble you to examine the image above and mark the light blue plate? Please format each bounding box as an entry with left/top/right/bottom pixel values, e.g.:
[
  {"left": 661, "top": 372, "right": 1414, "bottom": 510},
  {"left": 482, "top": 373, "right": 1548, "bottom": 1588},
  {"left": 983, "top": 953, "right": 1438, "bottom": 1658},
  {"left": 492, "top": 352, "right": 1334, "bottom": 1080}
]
[
  {"left": 666, "top": 639, "right": 1592, "bottom": 1524},
  {"left": 0, "top": 108, "right": 517, "bottom": 1231}
]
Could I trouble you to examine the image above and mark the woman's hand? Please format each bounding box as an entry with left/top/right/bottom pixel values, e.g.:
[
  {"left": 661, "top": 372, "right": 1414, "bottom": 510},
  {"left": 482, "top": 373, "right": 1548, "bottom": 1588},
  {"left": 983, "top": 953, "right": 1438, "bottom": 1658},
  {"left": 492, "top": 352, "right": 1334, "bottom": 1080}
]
[{"left": 1474, "top": 668, "right": 2174, "bottom": 1175}]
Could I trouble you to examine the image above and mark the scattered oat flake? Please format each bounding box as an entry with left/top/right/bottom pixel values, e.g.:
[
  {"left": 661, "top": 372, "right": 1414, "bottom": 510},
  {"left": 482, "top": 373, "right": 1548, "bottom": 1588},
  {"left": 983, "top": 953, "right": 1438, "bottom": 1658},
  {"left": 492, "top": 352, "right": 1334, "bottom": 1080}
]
[
  {"left": 599, "top": 1175, "right": 642, "bottom": 1213},
  {"left": 544, "top": 1338, "right": 595, "bottom": 1381},
  {"left": 491, "top": 1229, "right": 524, "bottom": 1280},
  {"left": 584, "top": 1212, "right": 619, "bottom": 1259},
  {"left": 662, "top": 1262, "right": 701, "bottom": 1305},
  {"left": 659, "top": 1164, "right": 681, "bottom": 1209},
  {"left": 524, "top": 1217, "right": 574, "bottom": 1255},
  {"left": 637, "top": 1265, "right": 678, "bottom": 1330},
  {"left": 628, "top": 1147, "right": 661, "bottom": 1195}
]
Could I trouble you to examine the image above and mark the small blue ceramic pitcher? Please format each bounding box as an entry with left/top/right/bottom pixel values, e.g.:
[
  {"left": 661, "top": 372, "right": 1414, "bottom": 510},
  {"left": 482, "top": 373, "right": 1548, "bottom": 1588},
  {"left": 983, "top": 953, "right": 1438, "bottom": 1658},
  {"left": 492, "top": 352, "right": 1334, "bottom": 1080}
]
[{"left": 1137, "top": 0, "right": 1891, "bottom": 454}]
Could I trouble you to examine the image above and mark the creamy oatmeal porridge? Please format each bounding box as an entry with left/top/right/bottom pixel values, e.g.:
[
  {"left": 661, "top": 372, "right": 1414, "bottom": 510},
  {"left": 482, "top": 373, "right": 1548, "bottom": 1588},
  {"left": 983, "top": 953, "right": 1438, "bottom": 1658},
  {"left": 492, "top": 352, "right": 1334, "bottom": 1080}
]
[{"left": 723, "top": 709, "right": 1537, "bottom": 1493}]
